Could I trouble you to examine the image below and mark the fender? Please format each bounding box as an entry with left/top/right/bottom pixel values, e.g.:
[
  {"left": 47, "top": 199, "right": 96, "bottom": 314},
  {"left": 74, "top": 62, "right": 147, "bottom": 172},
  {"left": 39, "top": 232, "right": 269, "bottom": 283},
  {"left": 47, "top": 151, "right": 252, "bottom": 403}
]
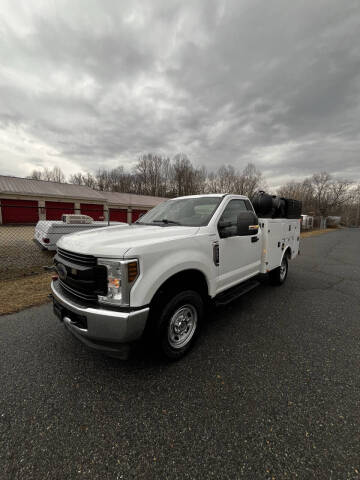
[
  {"left": 130, "top": 245, "right": 215, "bottom": 307},
  {"left": 281, "top": 246, "right": 292, "bottom": 263}
]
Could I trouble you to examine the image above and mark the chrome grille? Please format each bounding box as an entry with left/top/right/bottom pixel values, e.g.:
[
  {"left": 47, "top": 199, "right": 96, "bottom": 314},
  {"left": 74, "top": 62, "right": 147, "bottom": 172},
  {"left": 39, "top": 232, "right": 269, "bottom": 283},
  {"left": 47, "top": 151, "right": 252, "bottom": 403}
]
[
  {"left": 57, "top": 247, "right": 97, "bottom": 267},
  {"left": 55, "top": 248, "right": 107, "bottom": 304}
]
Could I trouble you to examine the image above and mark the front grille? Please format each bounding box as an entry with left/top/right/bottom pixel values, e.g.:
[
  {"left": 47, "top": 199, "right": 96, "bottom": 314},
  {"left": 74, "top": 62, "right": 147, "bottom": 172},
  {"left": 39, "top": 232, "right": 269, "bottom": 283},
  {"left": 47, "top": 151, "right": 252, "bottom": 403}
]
[
  {"left": 55, "top": 248, "right": 107, "bottom": 304},
  {"left": 59, "top": 280, "right": 99, "bottom": 303},
  {"left": 57, "top": 247, "right": 97, "bottom": 267}
]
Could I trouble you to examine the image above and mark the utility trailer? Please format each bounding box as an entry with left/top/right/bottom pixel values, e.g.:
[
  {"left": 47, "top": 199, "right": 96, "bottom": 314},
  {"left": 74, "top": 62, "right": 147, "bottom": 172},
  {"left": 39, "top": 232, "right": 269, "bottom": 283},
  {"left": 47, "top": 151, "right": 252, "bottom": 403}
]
[{"left": 34, "top": 214, "right": 125, "bottom": 250}]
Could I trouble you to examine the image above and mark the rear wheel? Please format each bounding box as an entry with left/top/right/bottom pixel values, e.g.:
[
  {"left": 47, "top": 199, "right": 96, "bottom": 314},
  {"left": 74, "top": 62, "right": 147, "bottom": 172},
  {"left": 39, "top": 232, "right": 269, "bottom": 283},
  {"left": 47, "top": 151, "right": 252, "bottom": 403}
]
[
  {"left": 269, "top": 255, "right": 288, "bottom": 285},
  {"left": 152, "top": 290, "right": 204, "bottom": 360}
]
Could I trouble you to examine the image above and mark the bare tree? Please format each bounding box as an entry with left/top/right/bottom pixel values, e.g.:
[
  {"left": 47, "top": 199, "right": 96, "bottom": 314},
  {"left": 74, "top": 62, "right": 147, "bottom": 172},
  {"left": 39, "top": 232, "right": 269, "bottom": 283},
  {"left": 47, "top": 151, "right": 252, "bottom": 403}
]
[
  {"left": 69, "top": 172, "right": 97, "bottom": 188},
  {"left": 237, "top": 163, "right": 264, "bottom": 198},
  {"left": 312, "top": 172, "right": 352, "bottom": 216},
  {"left": 215, "top": 165, "right": 237, "bottom": 193},
  {"left": 69, "top": 173, "right": 85, "bottom": 185},
  {"left": 27, "top": 169, "right": 43, "bottom": 180},
  {"left": 171, "top": 154, "right": 195, "bottom": 196},
  {"left": 134, "top": 154, "right": 171, "bottom": 196},
  {"left": 27, "top": 166, "right": 65, "bottom": 183}
]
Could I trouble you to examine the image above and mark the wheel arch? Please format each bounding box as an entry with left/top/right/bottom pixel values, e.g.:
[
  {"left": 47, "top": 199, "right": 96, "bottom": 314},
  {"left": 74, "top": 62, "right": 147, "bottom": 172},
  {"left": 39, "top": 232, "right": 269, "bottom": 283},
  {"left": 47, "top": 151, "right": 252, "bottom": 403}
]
[
  {"left": 282, "top": 246, "right": 292, "bottom": 262},
  {"left": 150, "top": 268, "right": 210, "bottom": 307}
]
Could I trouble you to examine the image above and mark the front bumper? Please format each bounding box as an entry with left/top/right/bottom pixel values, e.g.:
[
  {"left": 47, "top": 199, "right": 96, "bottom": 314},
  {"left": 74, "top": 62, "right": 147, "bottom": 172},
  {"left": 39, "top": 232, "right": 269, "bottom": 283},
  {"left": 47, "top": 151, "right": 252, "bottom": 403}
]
[{"left": 51, "top": 280, "right": 149, "bottom": 355}]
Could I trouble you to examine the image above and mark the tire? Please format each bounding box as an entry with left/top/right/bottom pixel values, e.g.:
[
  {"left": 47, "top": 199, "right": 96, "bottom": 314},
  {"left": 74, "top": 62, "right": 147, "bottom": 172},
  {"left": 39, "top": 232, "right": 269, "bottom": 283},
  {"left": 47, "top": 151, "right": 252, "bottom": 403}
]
[
  {"left": 152, "top": 290, "right": 204, "bottom": 360},
  {"left": 269, "top": 255, "right": 288, "bottom": 285}
]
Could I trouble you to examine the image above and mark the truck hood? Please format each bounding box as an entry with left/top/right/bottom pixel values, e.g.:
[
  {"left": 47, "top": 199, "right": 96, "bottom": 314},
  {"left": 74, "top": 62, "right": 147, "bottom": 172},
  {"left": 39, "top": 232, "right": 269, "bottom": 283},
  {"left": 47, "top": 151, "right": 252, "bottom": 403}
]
[{"left": 57, "top": 224, "right": 199, "bottom": 257}]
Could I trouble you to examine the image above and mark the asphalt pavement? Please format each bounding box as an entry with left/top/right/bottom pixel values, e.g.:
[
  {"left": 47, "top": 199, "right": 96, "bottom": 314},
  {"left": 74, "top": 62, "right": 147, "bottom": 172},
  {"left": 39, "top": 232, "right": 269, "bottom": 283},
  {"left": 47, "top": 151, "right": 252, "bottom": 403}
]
[{"left": 1, "top": 228, "right": 360, "bottom": 479}]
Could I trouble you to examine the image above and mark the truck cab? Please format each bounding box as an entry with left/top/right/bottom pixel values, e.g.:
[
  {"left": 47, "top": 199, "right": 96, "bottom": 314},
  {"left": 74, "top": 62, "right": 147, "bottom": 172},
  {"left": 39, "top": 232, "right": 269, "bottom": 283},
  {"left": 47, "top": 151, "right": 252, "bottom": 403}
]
[{"left": 51, "top": 193, "right": 300, "bottom": 360}]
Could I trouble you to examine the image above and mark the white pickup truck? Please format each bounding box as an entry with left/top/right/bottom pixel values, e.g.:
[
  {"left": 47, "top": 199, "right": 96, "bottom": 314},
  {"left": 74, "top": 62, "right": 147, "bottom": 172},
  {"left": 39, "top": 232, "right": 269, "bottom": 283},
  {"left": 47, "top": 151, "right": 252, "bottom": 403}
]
[{"left": 51, "top": 193, "right": 301, "bottom": 360}]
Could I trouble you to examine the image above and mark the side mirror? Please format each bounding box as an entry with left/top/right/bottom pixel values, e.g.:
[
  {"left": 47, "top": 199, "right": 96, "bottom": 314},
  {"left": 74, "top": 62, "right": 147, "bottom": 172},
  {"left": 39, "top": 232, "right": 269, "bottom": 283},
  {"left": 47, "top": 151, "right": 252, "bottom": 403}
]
[
  {"left": 218, "top": 220, "right": 234, "bottom": 238},
  {"left": 218, "top": 220, "right": 232, "bottom": 229},
  {"left": 237, "top": 211, "right": 259, "bottom": 236}
]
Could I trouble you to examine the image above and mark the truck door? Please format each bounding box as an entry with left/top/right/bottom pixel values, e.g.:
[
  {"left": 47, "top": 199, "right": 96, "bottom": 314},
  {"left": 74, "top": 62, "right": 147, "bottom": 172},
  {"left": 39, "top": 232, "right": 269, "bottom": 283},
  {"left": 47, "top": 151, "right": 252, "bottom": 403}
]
[{"left": 216, "top": 199, "right": 261, "bottom": 292}]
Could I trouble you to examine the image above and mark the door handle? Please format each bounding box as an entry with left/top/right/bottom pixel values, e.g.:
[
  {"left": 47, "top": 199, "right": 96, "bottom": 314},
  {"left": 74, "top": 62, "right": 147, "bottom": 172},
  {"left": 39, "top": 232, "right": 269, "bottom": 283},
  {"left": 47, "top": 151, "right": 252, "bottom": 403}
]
[{"left": 251, "top": 236, "right": 259, "bottom": 243}]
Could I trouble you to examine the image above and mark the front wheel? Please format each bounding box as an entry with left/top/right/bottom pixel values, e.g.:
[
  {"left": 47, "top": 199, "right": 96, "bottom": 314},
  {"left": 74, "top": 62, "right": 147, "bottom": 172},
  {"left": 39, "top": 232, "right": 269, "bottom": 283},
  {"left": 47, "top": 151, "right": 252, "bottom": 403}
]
[
  {"left": 153, "top": 290, "right": 204, "bottom": 360},
  {"left": 269, "top": 255, "right": 288, "bottom": 285}
]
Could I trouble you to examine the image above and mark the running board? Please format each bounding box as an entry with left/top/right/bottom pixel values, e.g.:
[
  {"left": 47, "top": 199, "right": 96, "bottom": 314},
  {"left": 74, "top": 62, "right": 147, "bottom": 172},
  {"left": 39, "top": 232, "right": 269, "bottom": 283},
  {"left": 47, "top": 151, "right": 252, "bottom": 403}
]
[{"left": 214, "top": 279, "right": 260, "bottom": 306}]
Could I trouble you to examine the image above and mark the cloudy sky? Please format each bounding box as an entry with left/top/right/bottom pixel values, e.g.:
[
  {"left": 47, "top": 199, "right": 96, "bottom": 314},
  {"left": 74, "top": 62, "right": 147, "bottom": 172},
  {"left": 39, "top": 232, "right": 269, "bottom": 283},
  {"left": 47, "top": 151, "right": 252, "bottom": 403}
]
[{"left": 0, "top": 0, "right": 359, "bottom": 189}]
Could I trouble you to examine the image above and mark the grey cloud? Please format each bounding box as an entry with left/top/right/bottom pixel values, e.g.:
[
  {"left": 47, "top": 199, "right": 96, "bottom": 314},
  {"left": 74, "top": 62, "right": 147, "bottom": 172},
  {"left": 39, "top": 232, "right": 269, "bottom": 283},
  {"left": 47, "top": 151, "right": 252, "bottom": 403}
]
[{"left": 0, "top": 0, "right": 359, "bottom": 186}]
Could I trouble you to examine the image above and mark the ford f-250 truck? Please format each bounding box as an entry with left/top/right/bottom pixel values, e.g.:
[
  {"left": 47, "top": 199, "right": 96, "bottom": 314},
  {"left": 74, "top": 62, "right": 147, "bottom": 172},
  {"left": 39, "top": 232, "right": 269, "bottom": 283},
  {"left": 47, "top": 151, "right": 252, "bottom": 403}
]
[{"left": 51, "top": 193, "right": 301, "bottom": 360}]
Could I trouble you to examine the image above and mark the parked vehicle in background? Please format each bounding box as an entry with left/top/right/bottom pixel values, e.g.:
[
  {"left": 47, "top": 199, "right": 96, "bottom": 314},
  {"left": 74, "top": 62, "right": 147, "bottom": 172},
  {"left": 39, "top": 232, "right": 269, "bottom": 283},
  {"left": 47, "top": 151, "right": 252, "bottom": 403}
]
[
  {"left": 51, "top": 193, "right": 301, "bottom": 360},
  {"left": 34, "top": 214, "right": 125, "bottom": 250},
  {"left": 301, "top": 214, "right": 314, "bottom": 230}
]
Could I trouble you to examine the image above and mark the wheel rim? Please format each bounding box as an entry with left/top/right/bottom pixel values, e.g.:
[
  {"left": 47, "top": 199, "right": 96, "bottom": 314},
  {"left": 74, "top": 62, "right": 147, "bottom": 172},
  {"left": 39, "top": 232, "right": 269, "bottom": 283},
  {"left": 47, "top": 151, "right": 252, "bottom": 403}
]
[
  {"left": 168, "top": 304, "right": 198, "bottom": 349},
  {"left": 280, "top": 257, "right": 287, "bottom": 281}
]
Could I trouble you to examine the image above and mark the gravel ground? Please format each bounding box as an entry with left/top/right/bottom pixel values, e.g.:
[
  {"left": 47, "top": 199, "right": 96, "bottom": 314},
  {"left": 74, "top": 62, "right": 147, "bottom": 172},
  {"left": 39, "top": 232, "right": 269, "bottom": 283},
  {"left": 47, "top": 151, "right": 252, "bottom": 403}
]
[{"left": 1, "top": 228, "right": 360, "bottom": 479}]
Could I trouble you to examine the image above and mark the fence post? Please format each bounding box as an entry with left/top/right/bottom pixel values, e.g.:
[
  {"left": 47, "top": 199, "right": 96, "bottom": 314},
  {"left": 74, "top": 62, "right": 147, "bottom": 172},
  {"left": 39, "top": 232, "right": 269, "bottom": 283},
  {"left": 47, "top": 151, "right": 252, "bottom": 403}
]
[{"left": 38, "top": 200, "right": 46, "bottom": 220}]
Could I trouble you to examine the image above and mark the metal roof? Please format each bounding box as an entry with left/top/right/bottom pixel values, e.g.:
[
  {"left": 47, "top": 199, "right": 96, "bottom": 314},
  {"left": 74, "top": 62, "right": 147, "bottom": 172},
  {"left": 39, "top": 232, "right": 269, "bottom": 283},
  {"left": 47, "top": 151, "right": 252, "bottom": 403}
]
[
  {"left": 0, "top": 175, "right": 105, "bottom": 201},
  {"left": 0, "top": 175, "right": 166, "bottom": 207},
  {"left": 100, "top": 191, "right": 165, "bottom": 207}
]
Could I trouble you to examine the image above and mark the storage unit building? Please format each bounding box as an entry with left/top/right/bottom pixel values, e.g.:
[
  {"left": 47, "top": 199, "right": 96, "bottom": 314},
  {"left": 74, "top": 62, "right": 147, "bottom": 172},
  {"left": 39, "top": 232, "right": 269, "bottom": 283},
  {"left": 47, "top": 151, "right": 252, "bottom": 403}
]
[
  {"left": 100, "top": 191, "right": 165, "bottom": 224},
  {"left": 45, "top": 201, "right": 75, "bottom": 220},
  {"left": 1, "top": 198, "right": 39, "bottom": 224},
  {"left": 0, "top": 175, "right": 165, "bottom": 225},
  {"left": 0, "top": 176, "right": 106, "bottom": 225},
  {"left": 132, "top": 209, "right": 147, "bottom": 222},
  {"left": 109, "top": 208, "right": 128, "bottom": 222},
  {"left": 80, "top": 203, "right": 105, "bottom": 221}
]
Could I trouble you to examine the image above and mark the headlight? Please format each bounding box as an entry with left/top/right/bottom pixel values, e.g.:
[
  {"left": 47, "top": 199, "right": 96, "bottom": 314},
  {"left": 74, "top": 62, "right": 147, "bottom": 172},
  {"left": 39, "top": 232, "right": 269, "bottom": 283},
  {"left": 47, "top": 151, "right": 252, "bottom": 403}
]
[{"left": 97, "top": 258, "right": 139, "bottom": 306}]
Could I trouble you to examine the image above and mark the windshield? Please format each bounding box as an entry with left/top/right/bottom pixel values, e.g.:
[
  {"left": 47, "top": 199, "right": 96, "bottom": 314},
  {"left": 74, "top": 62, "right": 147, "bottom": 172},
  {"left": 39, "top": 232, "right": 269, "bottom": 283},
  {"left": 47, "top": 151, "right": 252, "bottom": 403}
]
[{"left": 136, "top": 196, "right": 222, "bottom": 227}]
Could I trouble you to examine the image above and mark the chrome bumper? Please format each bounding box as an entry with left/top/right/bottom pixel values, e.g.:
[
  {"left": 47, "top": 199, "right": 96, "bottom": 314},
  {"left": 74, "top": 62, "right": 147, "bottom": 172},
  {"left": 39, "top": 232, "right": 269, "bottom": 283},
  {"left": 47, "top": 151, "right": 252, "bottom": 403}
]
[{"left": 51, "top": 280, "right": 149, "bottom": 349}]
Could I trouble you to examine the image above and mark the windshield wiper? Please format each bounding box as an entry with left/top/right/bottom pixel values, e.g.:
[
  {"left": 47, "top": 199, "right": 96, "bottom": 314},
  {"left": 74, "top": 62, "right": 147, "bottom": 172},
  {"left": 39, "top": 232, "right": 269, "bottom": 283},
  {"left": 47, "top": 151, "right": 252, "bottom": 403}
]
[{"left": 152, "top": 219, "right": 182, "bottom": 225}]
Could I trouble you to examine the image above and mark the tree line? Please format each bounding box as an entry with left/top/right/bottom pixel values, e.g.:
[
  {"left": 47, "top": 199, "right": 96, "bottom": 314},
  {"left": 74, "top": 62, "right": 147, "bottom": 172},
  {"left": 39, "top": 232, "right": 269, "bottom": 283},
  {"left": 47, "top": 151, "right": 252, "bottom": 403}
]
[
  {"left": 28, "top": 154, "right": 360, "bottom": 225},
  {"left": 278, "top": 172, "right": 360, "bottom": 225},
  {"left": 28, "top": 154, "right": 265, "bottom": 199}
]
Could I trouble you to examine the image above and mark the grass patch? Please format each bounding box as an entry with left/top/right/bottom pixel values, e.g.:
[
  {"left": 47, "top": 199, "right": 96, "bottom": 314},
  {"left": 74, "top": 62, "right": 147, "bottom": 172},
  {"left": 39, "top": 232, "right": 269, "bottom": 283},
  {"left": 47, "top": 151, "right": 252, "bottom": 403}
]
[
  {"left": 0, "top": 272, "right": 52, "bottom": 315},
  {"left": 300, "top": 228, "right": 337, "bottom": 238}
]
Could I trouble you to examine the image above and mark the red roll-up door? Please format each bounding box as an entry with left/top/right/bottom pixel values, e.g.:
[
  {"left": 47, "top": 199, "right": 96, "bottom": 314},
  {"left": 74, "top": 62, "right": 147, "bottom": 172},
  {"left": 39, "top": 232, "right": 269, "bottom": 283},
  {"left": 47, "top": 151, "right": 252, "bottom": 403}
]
[
  {"left": 80, "top": 203, "right": 104, "bottom": 221},
  {"left": 109, "top": 208, "right": 127, "bottom": 222},
  {"left": 1, "top": 199, "right": 39, "bottom": 224},
  {"left": 132, "top": 209, "right": 147, "bottom": 222},
  {"left": 45, "top": 201, "right": 74, "bottom": 220}
]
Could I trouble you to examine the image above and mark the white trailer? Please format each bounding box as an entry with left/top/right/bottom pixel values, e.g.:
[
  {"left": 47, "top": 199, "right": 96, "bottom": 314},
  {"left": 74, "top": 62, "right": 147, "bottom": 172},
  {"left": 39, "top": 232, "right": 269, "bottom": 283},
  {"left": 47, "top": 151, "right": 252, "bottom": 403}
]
[
  {"left": 34, "top": 215, "right": 125, "bottom": 250},
  {"left": 301, "top": 214, "right": 314, "bottom": 230}
]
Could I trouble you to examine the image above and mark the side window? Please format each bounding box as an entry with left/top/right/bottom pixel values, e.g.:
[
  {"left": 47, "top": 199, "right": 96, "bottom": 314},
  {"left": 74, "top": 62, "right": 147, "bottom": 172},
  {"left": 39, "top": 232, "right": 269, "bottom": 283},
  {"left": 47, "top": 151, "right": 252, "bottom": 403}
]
[
  {"left": 218, "top": 199, "right": 247, "bottom": 237},
  {"left": 244, "top": 200, "right": 253, "bottom": 211}
]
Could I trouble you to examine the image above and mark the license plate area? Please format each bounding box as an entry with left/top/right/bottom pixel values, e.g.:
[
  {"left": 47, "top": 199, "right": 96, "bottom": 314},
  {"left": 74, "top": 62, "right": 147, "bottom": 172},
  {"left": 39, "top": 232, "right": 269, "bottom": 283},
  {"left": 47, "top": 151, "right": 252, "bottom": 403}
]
[{"left": 53, "top": 299, "right": 88, "bottom": 329}]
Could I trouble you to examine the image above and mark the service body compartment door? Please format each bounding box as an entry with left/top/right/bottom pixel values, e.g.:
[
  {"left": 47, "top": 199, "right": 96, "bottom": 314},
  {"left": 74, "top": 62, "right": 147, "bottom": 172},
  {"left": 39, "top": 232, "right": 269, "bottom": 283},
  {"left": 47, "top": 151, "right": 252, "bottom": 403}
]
[
  {"left": 260, "top": 219, "right": 300, "bottom": 273},
  {"left": 260, "top": 220, "right": 284, "bottom": 272}
]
